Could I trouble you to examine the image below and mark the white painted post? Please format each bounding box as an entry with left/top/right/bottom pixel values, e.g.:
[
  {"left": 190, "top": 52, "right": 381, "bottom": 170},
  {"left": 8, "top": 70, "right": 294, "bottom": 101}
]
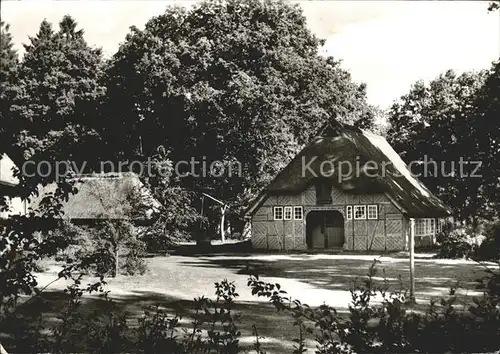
[
  {"left": 409, "top": 218, "right": 416, "bottom": 304},
  {"left": 432, "top": 218, "right": 437, "bottom": 245}
]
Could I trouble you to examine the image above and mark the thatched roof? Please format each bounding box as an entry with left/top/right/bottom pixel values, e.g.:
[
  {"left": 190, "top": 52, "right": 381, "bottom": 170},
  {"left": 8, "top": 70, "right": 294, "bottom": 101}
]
[
  {"left": 0, "top": 154, "right": 19, "bottom": 187},
  {"left": 30, "top": 172, "right": 161, "bottom": 220},
  {"left": 249, "top": 122, "right": 451, "bottom": 218}
]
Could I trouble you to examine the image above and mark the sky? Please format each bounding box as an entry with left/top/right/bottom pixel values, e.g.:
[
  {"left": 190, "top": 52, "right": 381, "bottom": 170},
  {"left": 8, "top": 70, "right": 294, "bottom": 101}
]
[{"left": 2, "top": 0, "right": 499, "bottom": 109}]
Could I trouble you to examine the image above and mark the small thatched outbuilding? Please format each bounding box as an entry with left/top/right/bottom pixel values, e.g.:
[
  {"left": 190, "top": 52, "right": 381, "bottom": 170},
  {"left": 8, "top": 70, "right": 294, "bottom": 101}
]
[{"left": 31, "top": 172, "right": 161, "bottom": 225}]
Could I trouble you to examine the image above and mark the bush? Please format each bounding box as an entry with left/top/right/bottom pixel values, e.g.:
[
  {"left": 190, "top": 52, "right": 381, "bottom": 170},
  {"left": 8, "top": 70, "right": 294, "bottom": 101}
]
[
  {"left": 436, "top": 220, "right": 500, "bottom": 261},
  {"left": 474, "top": 220, "right": 500, "bottom": 261},
  {"left": 47, "top": 220, "right": 149, "bottom": 277},
  {"left": 121, "top": 238, "right": 148, "bottom": 276},
  {"left": 436, "top": 224, "right": 478, "bottom": 259},
  {"left": 85, "top": 220, "right": 149, "bottom": 277},
  {"left": 51, "top": 222, "right": 95, "bottom": 263},
  {"left": 248, "top": 260, "right": 500, "bottom": 353},
  {"left": 33, "top": 258, "right": 51, "bottom": 273}
]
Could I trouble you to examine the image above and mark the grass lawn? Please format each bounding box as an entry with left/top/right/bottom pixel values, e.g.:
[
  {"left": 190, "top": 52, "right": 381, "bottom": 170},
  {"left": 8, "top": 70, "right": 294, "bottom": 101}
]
[{"left": 21, "top": 249, "right": 497, "bottom": 353}]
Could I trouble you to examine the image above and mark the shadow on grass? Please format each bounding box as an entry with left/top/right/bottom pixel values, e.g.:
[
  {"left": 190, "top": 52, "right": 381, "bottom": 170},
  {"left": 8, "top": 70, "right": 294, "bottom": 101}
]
[
  {"left": 2, "top": 286, "right": 317, "bottom": 353},
  {"left": 175, "top": 255, "right": 489, "bottom": 303},
  {"left": 167, "top": 240, "right": 427, "bottom": 257},
  {"left": 169, "top": 240, "right": 254, "bottom": 256}
]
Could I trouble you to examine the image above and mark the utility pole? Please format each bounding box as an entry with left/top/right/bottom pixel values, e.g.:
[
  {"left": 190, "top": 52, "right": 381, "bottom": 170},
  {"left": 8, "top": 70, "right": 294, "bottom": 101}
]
[{"left": 409, "top": 218, "right": 416, "bottom": 304}]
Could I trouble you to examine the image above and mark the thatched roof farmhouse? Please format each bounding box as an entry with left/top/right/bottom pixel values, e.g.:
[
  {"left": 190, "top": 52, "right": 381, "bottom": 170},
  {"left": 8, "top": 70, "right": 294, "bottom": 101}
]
[{"left": 246, "top": 122, "right": 451, "bottom": 251}]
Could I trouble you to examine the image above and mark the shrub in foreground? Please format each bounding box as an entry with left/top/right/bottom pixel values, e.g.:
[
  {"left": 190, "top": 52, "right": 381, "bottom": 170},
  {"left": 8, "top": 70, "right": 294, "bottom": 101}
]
[{"left": 2, "top": 261, "right": 499, "bottom": 353}]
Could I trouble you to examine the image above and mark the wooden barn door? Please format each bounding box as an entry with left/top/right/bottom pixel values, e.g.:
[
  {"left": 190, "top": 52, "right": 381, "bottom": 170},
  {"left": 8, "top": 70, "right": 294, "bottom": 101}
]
[
  {"left": 325, "top": 211, "right": 344, "bottom": 248},
  {"left": 307, "top": 211, "right": 344, "bottom": 249}
]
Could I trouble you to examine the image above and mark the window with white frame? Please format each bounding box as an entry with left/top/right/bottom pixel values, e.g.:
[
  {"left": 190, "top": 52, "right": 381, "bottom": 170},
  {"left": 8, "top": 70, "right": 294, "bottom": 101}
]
[
  {"left": 415, "top": 218, "right": 438, "bottom": 236},
  {"left": 354, "top": 205, "right": 367, "bottom": 220},
  {"left": 415, "top": 219, "right": 426, "bottom": 235},
  {"left": 293, "top": 206, "right": 303, "bottom": 220},
  {"left": 429, "top": 218, "right": 435, "bottom": 234},
  {"left": 274, "top": 207, "right": 283, "bottom": 220},
  {"left": 367, "top": 205, "right": 378, "bottom": 220},
  {"left": 284, "top": 206, "right": 292, "bottom": 220},
  {"left": 346, "top": 205, "right": 353, "bottom": 220}
]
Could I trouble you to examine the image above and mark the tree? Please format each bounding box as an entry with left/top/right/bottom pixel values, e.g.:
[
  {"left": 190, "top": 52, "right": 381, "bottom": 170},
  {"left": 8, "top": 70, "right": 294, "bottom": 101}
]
[
  {"left": 472, "top": 61, "right": 500, "bottom": 218},
  {"left": 104, "top": 0, "right": 375, "bottom": 234},
  {"left": 6, "top": 16, "right": 106, "bottom": 178},
  {"left": 0, "top": 21, "right": 18, "bottom": 155},
  {"left": 0, "top": 16, "right": 105, "bottom": 327},
  {"left": 387, "top": 68, "right": 499, "bottom": 222},
  {"left": 488, "top": 1, "right": 499, "bottom": 12},
  {"left": 0, "top": 21, "right": 17, "bottom": 87},
  {"left": 140, "top": 147, "right": 202, "bottom": 250}
]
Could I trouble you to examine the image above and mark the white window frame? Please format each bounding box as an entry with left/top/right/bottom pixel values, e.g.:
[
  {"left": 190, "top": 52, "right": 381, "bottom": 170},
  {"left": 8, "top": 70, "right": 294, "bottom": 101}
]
[
  {"left": 346, "top": 205, "right": 353, "bottom": 220},
  {"left": 284, "top": 206, "right": 292, "bottom": 220},
  {"left": 415, "top": 219, "right": 425, "bottom": 236},
  {"left": 367, "top": 205, "right": 378, "bottom": 220},
  {"left": 273, "top": 206, "right": 283, "bottom": 220},
  {"left": 354, "top": 205, "right": 367, "bottom": 220},
  {"left": 415, "top": 218, "right": 438, "bottom": 236},
  {"left": 293, "top": 206, "right": 303, "bottom": 220},
  {"left": 428, "top": 218, "right": 435, "bottom": 235},
  {"left": 437, "top": 219, "right": 442, "bottom": 233}
]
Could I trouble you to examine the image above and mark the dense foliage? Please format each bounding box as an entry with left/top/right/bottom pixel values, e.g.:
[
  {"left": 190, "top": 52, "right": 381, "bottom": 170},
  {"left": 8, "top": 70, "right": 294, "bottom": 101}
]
[
  {"left": 387, "top": 63, "right": 500, "bottom": 223},
  {"left": 436, "top": 220, "right": 500, "bottom": 261},
  {"left": 0, "top": 21, "right": 18, "bottom": 159},
  {"left": 104, "top": 0, "right": 376, "bottom": 227},
  {"left": 140, "top": 147, "right": 203, "bottom": 250},
  {"left": 4, "top": 16, "right": 106, "bottom": 176}
]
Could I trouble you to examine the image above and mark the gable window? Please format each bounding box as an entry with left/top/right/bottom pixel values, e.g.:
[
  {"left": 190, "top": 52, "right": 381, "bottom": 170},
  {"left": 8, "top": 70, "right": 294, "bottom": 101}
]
[
  {"left": 354, "top": 205, "right": 367, "bottom": 220},
  {"left": 274, "top": 207, "right": 283, "bottom": 220},
  {"left": 367, "top": 205, "right": 378, "bottom": 220},
  {"left": 284, "top": 206, "right": 292, "bottom": 220},
  {"left": 346, "top": 206, "right": 353, "bottom": 220},
  {"left": 293, "top": 206, "right": 303, "bottom": 220},
  {"left": 315, "top": 179, "right": 333, "bottom": 205}
]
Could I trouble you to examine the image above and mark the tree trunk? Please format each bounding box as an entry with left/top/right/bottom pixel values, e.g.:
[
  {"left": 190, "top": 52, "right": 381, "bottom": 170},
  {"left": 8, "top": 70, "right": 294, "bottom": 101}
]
[
  {"left": 115, "top": 247, "right": 119, "bottom": 277},
  {"left": 196, "top": 195, "right": 210, "bottom": 247}
]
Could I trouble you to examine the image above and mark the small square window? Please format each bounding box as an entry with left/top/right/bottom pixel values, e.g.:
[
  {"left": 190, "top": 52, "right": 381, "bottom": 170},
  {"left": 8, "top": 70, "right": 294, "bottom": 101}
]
[
  {"left": 415, "top": 219, "right": 426, "bottom": 236},
  {"left": 284, "top": 206, "right": 292, "bottom": 220},
  {"left": 346, "top": 206, "right": 353, "bottom": 220},
  {"left": 293, "top": 206, "right": 303, "bottom": 220},
  {"left": 428, "top": 219, "right": 435, "bottom": 234},
  {"left": 354, "top": 205, "right": 366, "bottom": 220},
  {"left": 367, "top": 205, "right": 378, "bottom": 220},
  {"left": 274, "top": 207, "right": 283, "bottom": 220}
]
